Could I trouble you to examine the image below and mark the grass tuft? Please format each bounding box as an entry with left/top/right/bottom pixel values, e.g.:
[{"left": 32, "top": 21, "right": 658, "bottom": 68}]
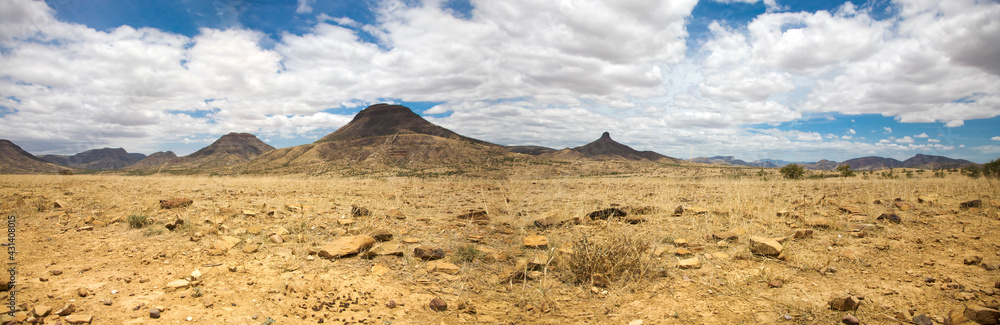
[
  {"left": 566, "top": 230, "right": 654, "bottom": 286},
  {"left": 128, "top": 214, "right": 152, "bottom": 229}
]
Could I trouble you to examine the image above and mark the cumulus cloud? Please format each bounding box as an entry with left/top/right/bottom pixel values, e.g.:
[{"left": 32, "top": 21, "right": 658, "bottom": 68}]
[
  {"left": 928, "top": 138, "right": 940, "bottom": 143},
  {"left": 848, "top": 129, "right": 856, "bottom": 134},
  {"left": 883, "top": 127, "right": 892, "bottom": 134},
  {"left": 914, "top": 132, "right": 928, "bottom": 138},
  {"left": 992, "top": 136, "right": 1000, "bottom": 141},
  {"left": 296, "top": 0, "right": 315, "bottom": 14},
  {"left": 895, "top": 136, "right": 914, "bottom": 144}
]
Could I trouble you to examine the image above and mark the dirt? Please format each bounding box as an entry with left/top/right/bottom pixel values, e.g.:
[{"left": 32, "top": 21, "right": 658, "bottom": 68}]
[{"left": 2, "top": 173, "right": 999, "bottom": 324}]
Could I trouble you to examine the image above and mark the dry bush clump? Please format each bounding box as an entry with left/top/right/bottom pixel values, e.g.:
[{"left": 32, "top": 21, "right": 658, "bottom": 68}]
[{"left": 566, "top": 229, "right": 655, "bottom": 286}]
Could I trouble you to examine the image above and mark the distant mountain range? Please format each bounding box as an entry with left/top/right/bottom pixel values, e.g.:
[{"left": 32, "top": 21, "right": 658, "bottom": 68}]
[
  {"left": 688, "top": 153, "right": 975, "bottom": 170},
  {"left": 0, "top": 103, "right": 984, "bottom": 174}
]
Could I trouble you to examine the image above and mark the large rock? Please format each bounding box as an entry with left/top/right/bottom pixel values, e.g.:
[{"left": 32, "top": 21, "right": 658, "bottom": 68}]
[
  {"left": 64, "top": 315, "right": 93, "bottom": 324},
  {"left": 427, "top": 261, "right": 461, "bottom": 275},
  {"left": 361, "top": 242, "right": 404, "bottom": 259},
  {"left": 166, "top": 279, "right": 190, "bottom": 290},
  {"left": 750, "top": 236, "right": 783, "bottom": 257},
  {"left": 211, "top": 236, "right": 242, "bottom": 252},
  {"left": 965, "top": 306, "right": 1000, "bottom": 325},
  {"left": 318, "top": 235, "right": 376, "bottom": 259},
  {"left": 414, "top": 246, "right": 446, "bottom": 260},
  {"left": 961, "top": 199, "right": 983, "bottom": 210},
  {"left": 587, "top": 208, "right": 627, "bottom": 220},
  {"left": 678, "top": 257, "right": 701, "bottom": 269},
  {"left": 828, "top": 294, "right": 860, "bottom": 311}
]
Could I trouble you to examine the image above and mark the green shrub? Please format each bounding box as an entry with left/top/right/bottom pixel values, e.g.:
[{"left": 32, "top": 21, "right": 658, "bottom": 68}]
[
  {"left": 962, "top": 165, "right": 981, "bottom": 178},
  {"left": 983, "top": 158, "right": 1000, "bottom": 178},
  {"left": 779, "top": 163, "right": 805, "bottom": 179},
  {"left": 836, "top": 164, "right": 854, "bottom": 177},
  {"left": 452, "top": 244, "right": 482, "bottom": 263},
  {"left": 128, "top": 214, "right": 152, "bottom": 229}
]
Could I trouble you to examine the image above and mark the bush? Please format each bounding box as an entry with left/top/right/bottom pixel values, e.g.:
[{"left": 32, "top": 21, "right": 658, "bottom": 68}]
[
  {"left": 983, "top": 158, "right": 1000, "bottom": 178},
  {"left": 836, "top": 164, "right": 854, "bottom": 177},
  {"left": 58, "top": 169, "right": 74, "bottom": 175},
  {"left": 567, "top": 231, "right": 653, "bottom": 286},
  {"left": 779, "top": 163, "right": 805, "bottom": 179},
  {"left": 962, "top": 165, "right": 981, "bottom": 178},
  {"left": 128, "top": 214, "right": 152, "bottom": 229},
  {"left": 452, "top": 244, "right": 482, "bottom": 263}
]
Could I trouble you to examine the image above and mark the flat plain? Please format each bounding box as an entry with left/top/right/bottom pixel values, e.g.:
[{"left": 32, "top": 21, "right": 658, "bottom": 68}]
[{"left": 2, "top": 168, "right": 998, "bottom": 324}]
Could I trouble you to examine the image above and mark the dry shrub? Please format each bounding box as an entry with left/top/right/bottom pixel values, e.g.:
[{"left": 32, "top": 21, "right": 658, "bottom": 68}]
[{"left": 566, "top": 229, "right": 655, "bottom": 286}]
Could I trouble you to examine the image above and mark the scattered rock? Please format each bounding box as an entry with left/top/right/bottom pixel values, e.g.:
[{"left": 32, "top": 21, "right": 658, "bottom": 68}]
[
  {"left": 159, "top": 198, "right": 193, "bottom": 209},
  {"left": 413, "top": 246, "right": 446, "bottom": 260},
  {"left": 965, "top": 255, "right": 983, "bottom": 265},
  {"left": 55, "top": 304, "right": 76, "bottom": 316},
  {"left": 242, "top": 244, "right": 259, "bottom": 253},
  {"left": 149, "top": 308, "right": 161, "bottom": 319},
  {"left": 429, "top": 298, "right": 448, "bottom": 312},
  {"left": 749, "top": 236, "right": 783, "bottom": 257},
  {"left": 877, "top": 212, "right": 901, "bottom": 224},
  {"left": 587, "top": 208, "right": 627, "bottom": 220},
  {"left": 370, "top": 229, "right": 393, "bottom": 242},
  {"left": 677, "top": 257, "right": 701, "bottom": 269},
  {"left": 78, "top": 287, "right": 88, "bottom": 297},
  {"left": 673, "top": 238, "right": 689, "bottom": 247},
  {"left": 167, "top": 279, "right": 190, "bottom": 290},
  {"left": 894, "top": 201, "right": 914, "bottom": 211},
  {"left": 33, "top": 305, "right": 52, "bottom": 317},
  {"left": 427, "top": 261, "right": 461, "bottom": 275},
  {"left": 318, "top": 235, "right": 376, "bottom": 259},
  {"left": 790, "top": 229, "right": 813, "bottom": 240},
  {"left": 839, "top": 206, "right": 865, "bottom": 215},
  {"left": 247, "top": 226, "right": 262, "bottom": 235},
  {"left": 361, "top": 242, "right": 405, "bottom": 259},
  {"left": 804, "top": 217, "right": 831, "bottom": 228},
  {"left": 841, "top": 314, "right": 860, "bottom": 325},
  {"left": 768, "top": 280, "right": 783, "bottom": 288},
  {"left": 101, "top": 299, "right": 112, "bottom": 306},
  {"left": 386, "top": 300, "right": 398, "bottom": 309},
  {"left": 828, "top": 294, "right": 860, "bottom": 311},
  {"left": 350, "top": 205, "right": 372, "bottom": 218},
  {"left": 623, "top": 215, "right": 646, "bottom": 224},
  {"left": 964, "top": 305, "right": 1000, "bottom": 324},
  {"left": 64, "top": 314, "right": 93, "bottom": 324},
  {"left": 269, "top": 234, "right": 284, "bottom": 244},
  {"left": 456, "top": 210, "right": 489, "bottom": 221},
  {"left": 913, "top": 314, "right": 933, "bottom": 325},
  {"left": 961, "top": 199, "right": 983, "bottom": 210},
  {"left": 386, "top": 209, "right": 405, "bottom": 219},
  {"left": 712, "top": 231, "right": 739, "bottom": 241},
  {"left": 49, "top": 269, "right": 63, "bottom": 276},
  {"left": 523, "top": 234, "right": 548, "bottom": 249},
  {"left": 673, "top": 205, "right": 684, "bottom": 216},
  {"left": 211, "top": 236, "right": 242, "bottom": 252}
]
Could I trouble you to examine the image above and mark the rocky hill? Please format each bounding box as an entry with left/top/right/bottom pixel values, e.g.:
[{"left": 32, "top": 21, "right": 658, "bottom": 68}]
[
  {"left": 41, "top": 147, "right": 146, "bottom": 170},
  {"left": 127, "top": 151, "right": 178, "bottom": 169},
  {"left": 0, "top": 139, "right": 68, "bottom": 174},
  {"left": 901, "top": 154, "right": 974, "bottom": 170},
  {"left": 553, "top": 132, "right": 677, "bottom": 162},
  {"left": 246, "top": 104, "right": 515, "bottom": 173},
  {"left": 691, "top": 156, "right": 750, "bottom": 166}
]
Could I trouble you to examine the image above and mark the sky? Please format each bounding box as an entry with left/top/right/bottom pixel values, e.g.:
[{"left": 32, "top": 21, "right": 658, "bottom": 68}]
[{"left": 1, "top": 0, "right": 999, "bottom": 163}]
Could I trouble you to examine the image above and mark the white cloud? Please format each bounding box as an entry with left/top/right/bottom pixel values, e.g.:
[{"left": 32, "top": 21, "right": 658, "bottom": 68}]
[
  {"left": 928, "top": 138, "right": 940, "bottom": 143},
  {"left": 296, "top": 0, "right": 315, "bottom": 14},
  {"left": 848, "top": 128, "right": 856, "bottom": 134},
  {"left": 991, "top": 136, "right": 1000, "bottom": 141},
  {"left": 914, "top": 132, "right": 928, "bottom": 138},
  {"left": 895, "top": 136, "right": 914, "bottom": 144},
  {"left": 883, "top": 127, "right": 892, "bottom": 134},
  {"left": 974, "top": 145, "right": 1000, "bottom": 154},
  {"left": 841, "top": 135, "right": 852, "bottom": 140},
  {"left": 711, "top": 0, "right": 783, "bottom": 12}
]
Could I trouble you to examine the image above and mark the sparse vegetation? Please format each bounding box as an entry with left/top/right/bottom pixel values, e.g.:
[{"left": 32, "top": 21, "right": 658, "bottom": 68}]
[
  {"left": 983, "top": 158, "right": 1000, "bottom": 178},
  {"left": 836, "top": 164, "right": 854, "bottom": 177},
  {"left": 452, "top": 244, "right": 483, "bottom": 263},
  {"left": 58, "top": 169, "right": 74, "bottom": 175},
  {"left": 779, "top": 163, "right": 805, "bottom": 179},
  {"left": 566, "top": 230, "right": 654, "bottom": 286},
  {"left": 961, "top": 164, "right": 981, "bottom": 178},
  {"left": 128, "top": 214, "right": 152, "bottom": 229}
]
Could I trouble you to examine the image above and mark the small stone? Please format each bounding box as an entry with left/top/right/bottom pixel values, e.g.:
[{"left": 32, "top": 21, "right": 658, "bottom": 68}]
[
  {"left": 149, "top": 308, "right": 161, "bottom": 319},
  {"left": 750, "top": 236, "right": 783, "bottom": 257},
  {"left": 159, "top": 198, "right": 193, "bottom": 209},
  {"left": 877, "top": 213, "right": 901, "bottom": 224},
  {"left": 673, "top": 238, "right": 689, "bottom": 247},
  {"left": 33, "top": 305, "right": 52, "bottom": 317},
  {"left": 828, "top": 294, "right": 860, "bottom": 311},
  {"left": 894, "top": 201, "right": 914, "bottom": 211},
  {"left": 167, "top": 279, "right": 190, "bottom": 290},
  {"left": 804, "top": 217, "right": 831, "bottom": 228},
  {"left": 427, "top": 261, "right": 461, "bottom": 275},
  {"left": 269, "top": 234, "right": 284, "bottom": 244},
  {"left": 673, "top": 205, "right": 684, "bottom": 215},
  {"left": 351, "top": 205, "right": 372, "bottom": 218},
  {"left": 242, "top": 244, "right": 259, "bottom": 253},
  {"left": 523, "top": 234, "right": 548, "bottom": 249},
  {"left": 841, "top": 314, "right": 860, "bottom": 325},
  {"left": 247, "top": 226, "right": 262, "bottom": 235},
  {"left": 768, "top": 280, "right": 783, "bottom": 288},
  {"left": 456, "top": 210, "right": 489, "bottom": 221},
  {"left": 629, "top": 320, "right": 644, "bottom": 325},
  {"left": 587, "top": 208, "right": 627, "bottom": 220},
  {"left": 191, "top": 269, "right": 201, "bottom": 280},
  {"left": 386, "top": 300, "right": 398, "bottom": 309},
  {"left": 413, "top": 246, "right": 446, "bottom": 260},
  {"left": 371, "top": 263, "right": 391, "bottom": 276},
  {"left": 677, "top": 257, "right": 701, "bottom": 269},
  {"left": 318, "top": 235, "right": 376, "bottom": 259},
  {"left": 790, "top": 229, "right": 813, "bottom": 239},
  {"left": 211, "top": 236, "right": 242, "bottom": 252},
  {"left": 673, "top": 248, "right": 692, "bottom": 256},
  {"left": 64, "top": 314, "right": 93, "bottom": 324},
  {"left": 370, "top": 229, "right": 393, "bottom": 242},
  {"left": 913, "top": 314, "right": 933, "bottom": 325},
  {"left": 102, "top": 299, "right": 112, "bottom": 306},
  {"left": 429, "top": 297, "right": 448, "bottom": 312},
  {"left": 228, "top": 266, "right": 237, "bottom": 272},
  {"left": 49, "top": 269, "right": 63, "bottom": 276},
  {"left": 386, "top": 209, "right": 405, "bottom": 219},
  {"left": 960, "top": 199, "right": 983, "bottom": 210},
  {"left": 55, "top": 304, "right": 76, "bottom": 316},
  {"left": 78, "top": 287, "right": 88, "bottom": 297},
  {"left": 964, "top": 255, "right": 983, "bottom": 265},
  {"left": 712, "top": 231, "right": 739, "bottom": 241},
  {"left": 964, "top": 305, "right": 1000, "bottom": 325}
]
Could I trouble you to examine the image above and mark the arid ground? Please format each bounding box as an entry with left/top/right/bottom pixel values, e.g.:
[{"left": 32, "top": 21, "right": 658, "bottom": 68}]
[{"left": 2, "top": 169, "right": 998, "bottom": 324}]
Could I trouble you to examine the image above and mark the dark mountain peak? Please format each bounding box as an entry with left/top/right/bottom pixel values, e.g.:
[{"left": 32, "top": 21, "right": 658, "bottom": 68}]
[
  {"left": 0, "top": 139, "right": 65, "bottom": 173},
  {"left": 188, "top": 133, "right": 275, "bottom": 159},
  {"left": 316, "top": 104, "right": 488, "bottom": 145},
  {"left": 600, "top": 131, "right": 611, "bottom": 140},
  {"left": 572, "top": 133, "right": 673, "bottom": 162}
]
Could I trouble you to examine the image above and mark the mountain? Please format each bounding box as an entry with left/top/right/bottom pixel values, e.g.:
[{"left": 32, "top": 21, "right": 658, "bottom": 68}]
[
  {"left": 0, "top": 139, "right": 67, "bottom": 174},
  {"left": 553, "top": 132, "right": 677, "bottom": 162},
  {"left": 41, "top": 147, "right": 146, "bottom": 170},
  {"left": 507, "top": 145, "right": 557, "bottom": 156},
  {"left": 691, "top": 156, "right": 750, "bottom": 166},
  {"left": 170, "top": 133, "right": 275, "bottom": 169},
  {"left": 902, "top": 154, "right": 974, "bottom": 169},
  {"left": 840, "top": 156, "right": 904, "bottom": 171},
  {"left": 803, "top": 159, "right": 839, "bottom": 170},
  {"left": 128, "top": 151, "right": 178, "bottom": 169},
  {"left": 246, "top": 104, "right": 514, "bottom": 172}
]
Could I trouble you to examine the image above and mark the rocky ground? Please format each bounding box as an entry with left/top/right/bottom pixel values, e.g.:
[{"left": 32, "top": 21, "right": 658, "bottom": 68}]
[{"left": 1, "top": 172, "right": 999, "bottom": 324}]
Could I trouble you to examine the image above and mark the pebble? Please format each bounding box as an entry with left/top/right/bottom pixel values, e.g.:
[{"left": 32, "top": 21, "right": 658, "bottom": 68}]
[
  {"left": 523, "top": 234, "right": 548, "bottom": 249},
  {"left": 841, "top": 314, "right": 860, "bottom": 325},
  {"left": 64, "top": 314, "right": 93, "bottom": 324},
  {"left": 269, "top": 234, "right": 284, "bottom": 244},
  {"left": 413, "top": 246, "right": 446, "bottom": 260},
  {"left": 149, "top": 308, "right": 161, "bottom": 319},
  {"left": 429, "top": 297, "right": 448, "bottom": 312},
  {"left": 828, "top": 294, "right": 860, "bottom": 311},
  {"left": 55, "top": 304, "right": 76, "bottom": 316},
  {"left": 78, "top": 287, "right": 88, "bottom": 297},
  {"left": 750, "top": 236, "right": 783, "bottom": 257},
  {"left": 768, "top": 280, "right": 783, "bottom": 288},
  {"left": 912, "top": 314, "right": 933, "bottom": 325}
]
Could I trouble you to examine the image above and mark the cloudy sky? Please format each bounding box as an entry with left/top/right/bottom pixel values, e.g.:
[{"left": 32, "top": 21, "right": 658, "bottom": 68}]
[{"left": 1, "top": 0, "right": 998, "bottom": 163}]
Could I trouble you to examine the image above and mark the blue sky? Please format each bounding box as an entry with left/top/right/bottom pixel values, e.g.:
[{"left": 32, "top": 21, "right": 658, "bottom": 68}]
[{"left": 1, "top": 0, "right": 998, "bottom": 163}]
